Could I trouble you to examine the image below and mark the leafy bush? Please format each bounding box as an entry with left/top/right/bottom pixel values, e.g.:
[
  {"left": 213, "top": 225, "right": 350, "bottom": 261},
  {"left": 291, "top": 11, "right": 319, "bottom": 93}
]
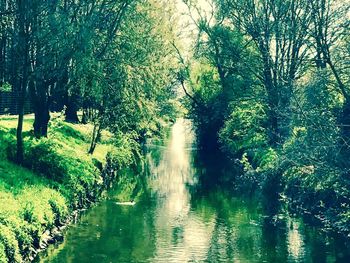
[
  {"left": 0, "top": 224, "right": 21, "bottom": 263},
  {"left": 0, "top": 82, "right": 11, "bottom": 92},
  {"left": 219, "top": 101, "right": 268, "bottom": 162},
  {"left": 107, "top": 131, "right": 140, "bottom": 169},
  {"left": 1, "top": 215, "right": 35, "bottom": 259},
  {"left": 51, "top": 120, "right": 87, "bottom": 142},
  {"left": 20, "top": 187, "right": 68, "bottom": 229},
  {"left": 23, "top": 138, "right": 68, "bottom": 183},
  {"left": 49, "top": 195, "right": 69, "bottom": 225},
  {"left": 0, "top": 242, "right": 7, "bottom": 263},
  {"left": 254, "top": 147, "right": 278, "bottom": 172},
  {"left": 0, "top": 129, "right": 16, "bottom": 161}
]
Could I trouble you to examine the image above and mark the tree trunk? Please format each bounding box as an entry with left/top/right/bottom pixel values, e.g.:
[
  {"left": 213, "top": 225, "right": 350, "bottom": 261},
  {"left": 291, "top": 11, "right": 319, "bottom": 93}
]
[
  {"left": 81, "top": 108, "right": 88, "bottom": 124},
  {"left": 88, "top": 123, "right": 101, "bottom": 154},
  {"left": 16, "top": 88, "right": 25, "bottom": 164},
  {"left": 65, "top": 91, "right": 80, "bottom": 123},
  {"left": 261, "top": 46, "right": 280, "bottom": 146},
  {"left": 65, "top": 103, "right": 79, "bottom": 122},
  {"left": 32, "top": 80, "right": 51, "bottom": 138},
  {"left": 15, "top": 0, "right": 29, "bottom": 164},
  {"left": 33, "top": 102, "right": 50, "bottom": 138}
]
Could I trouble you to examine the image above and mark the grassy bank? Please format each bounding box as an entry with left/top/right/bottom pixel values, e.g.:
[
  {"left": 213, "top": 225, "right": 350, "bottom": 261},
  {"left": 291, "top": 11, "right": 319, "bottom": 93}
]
[{"left": 0, "top": 115, "right": 137, "bottom": 262}]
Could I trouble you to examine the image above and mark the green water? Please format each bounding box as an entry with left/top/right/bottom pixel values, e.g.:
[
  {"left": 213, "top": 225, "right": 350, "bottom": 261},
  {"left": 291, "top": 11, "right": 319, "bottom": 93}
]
[{"left": 39, "top": 119, "right": 350, "bottom": 263}]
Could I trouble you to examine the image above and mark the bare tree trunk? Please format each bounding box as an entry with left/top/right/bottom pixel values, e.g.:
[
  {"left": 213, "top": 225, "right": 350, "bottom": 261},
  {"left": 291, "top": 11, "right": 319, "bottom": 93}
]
[
  {"left": 15, "top": 0, "right": 29, "bottom": 164},
  {"left": 65, "top": 90, "right": 80, "bottom": 123},
  {"left": 88, "top": 123, "right": 101, "bottom": 154},
  {"left": 33, "top": 103, "right": 51, "bottom": 138},
  {"left": 16, "top": 87, "right": 25, "bottom": 164},
  {"left": 31, "top": 80, "right": 52, "bottom": 138}
]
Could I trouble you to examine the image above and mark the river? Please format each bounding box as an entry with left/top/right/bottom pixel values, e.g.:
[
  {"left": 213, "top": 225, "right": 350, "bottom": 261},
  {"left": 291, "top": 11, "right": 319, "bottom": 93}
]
[{"left": 38, "top": 119, "right": 350, "bottom": 262}]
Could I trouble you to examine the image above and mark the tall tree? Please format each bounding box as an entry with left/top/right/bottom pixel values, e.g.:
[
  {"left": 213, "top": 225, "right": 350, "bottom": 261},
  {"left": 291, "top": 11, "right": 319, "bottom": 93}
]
[{"left": 215, "top": 0, "right": 312, "bottom": 145}]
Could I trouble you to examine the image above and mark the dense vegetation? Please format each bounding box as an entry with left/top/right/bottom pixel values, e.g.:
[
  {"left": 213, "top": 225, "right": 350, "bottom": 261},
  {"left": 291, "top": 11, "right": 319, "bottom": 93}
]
[
  {"left": 1, "top": 0, "right": 350, "bottom": 261},
  {"left": 0, "top": 0, "right": 180, "bottom": 261},
  {"left": 181, "top": 0, "right": 350, "bottom": 236}
]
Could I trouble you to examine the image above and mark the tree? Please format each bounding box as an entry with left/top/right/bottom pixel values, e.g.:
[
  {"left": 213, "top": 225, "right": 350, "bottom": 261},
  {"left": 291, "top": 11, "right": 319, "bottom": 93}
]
[
  {"left": 308, "top": 0, "right": 350, "bottom": 147},
  {"left": 215, "top": 0, "right": 313, "bottom": 145},
  {"left": 181, "top": 0, "right": 260, "bottom": 149},
  {"left": 14, "top": 0, "right": 31, "bottom": 164},
  {"left": 82, "top": 0, "right": 180, "bottom": 154}
]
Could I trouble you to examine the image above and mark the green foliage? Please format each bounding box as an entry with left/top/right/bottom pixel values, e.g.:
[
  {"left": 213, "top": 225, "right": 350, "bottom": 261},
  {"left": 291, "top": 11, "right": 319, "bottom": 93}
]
[
  {"left": 188, "top": 61, "right": 228, "bottom": 148},
  {"left": 0, "top": 224, "right": 21, "bottom": 263},
  {"left": 254, "top": 148, "right": 278, "bottom": 172},
  {"left": 107, "top": 132, "right": 140, "bottom": 169},
  {"left": 23, "top": 138, "right": 67, "bottom": 183},
  {"left": 0, "top": 174, "right": 69, "bottom": 259},
  {"left": 70, "top": 0, "right": 180, "bottom": 154},
  {"left": 186, "top": 23, "right": 259, "bottom": 150},
  {"left": 239, "top": 153, "right": 253, "bottom": 172},
  {"left": 20, "top": 187, "right": 67, "bottom": 228},
  {"left": 51, "top": 120, "right": 87, "bottom": 142},
  {"left": 283, "top": 72, "right": 341, "bottom": 167},
  {"left": 219, "top": 101, "right": 268, "bottom": 155},
  {"left": 0, "top": 242, "right": 7, "bottom": 263},
  {"left": 191, "top": 62, "right": 221, "bottom": 103},
  {"left": 0, "top": 82, "right": 11, "bottom": 92},
  {"left": 49, "top": 196, "right": 68, "bottom": 225},
  {"left": 0, "top": 128, "right": 15, "bottom": 161}
]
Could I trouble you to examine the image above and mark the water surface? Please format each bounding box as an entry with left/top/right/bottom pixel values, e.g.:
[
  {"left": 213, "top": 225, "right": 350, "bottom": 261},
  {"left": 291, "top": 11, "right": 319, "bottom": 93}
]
[{"left": 39, "top": 119, "right": 350, "bottom": 263}]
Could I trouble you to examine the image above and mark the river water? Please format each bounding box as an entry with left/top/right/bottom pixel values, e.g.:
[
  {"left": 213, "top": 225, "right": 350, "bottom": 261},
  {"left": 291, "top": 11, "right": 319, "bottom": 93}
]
[{"left": 39, "top": 119, "right": 350, "bottom": 263}]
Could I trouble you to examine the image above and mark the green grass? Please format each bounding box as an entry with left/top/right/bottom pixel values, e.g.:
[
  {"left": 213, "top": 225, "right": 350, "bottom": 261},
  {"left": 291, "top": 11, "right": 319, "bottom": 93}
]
[
  {"left": 0, "top": 115, "right": 34, "bottom": 131},
  {"left": 0, "top": 115, "right": 135, "bottom": 262},
  {"left": 0, "top": 159, "right": 68, "bottom": 262}
]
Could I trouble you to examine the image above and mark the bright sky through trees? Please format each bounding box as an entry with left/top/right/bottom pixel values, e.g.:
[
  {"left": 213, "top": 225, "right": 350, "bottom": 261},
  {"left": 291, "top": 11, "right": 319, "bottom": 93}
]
[{"left": 175, "top": 0, "right": 214, "bottom": 53}]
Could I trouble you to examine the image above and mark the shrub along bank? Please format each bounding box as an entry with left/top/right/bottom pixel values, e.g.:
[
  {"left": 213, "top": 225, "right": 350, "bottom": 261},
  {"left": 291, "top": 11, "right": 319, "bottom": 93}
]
[
  {"left": 0, "top": 116, "right": 140, "bottom": 262},
  {"left": 217, "top": 101, "right": 350, "bottom": 237}
]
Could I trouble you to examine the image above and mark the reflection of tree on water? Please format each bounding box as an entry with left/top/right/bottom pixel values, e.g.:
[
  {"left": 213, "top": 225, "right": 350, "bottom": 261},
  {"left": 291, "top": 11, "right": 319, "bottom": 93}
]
[{"left": 42, "top": 118, "right": 350, "bottom": 262}]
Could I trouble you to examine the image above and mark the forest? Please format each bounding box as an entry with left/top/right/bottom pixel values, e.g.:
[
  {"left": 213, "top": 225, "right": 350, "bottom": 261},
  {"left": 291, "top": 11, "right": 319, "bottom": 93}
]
[{"left": 0, "top": 0, "right": 350, "bottom": 262}]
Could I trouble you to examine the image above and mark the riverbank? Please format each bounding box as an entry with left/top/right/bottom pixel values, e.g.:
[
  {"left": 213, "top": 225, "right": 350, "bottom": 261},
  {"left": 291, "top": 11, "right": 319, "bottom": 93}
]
[
  {"left": 190, "top": 112, "right": 350, "bottom": 238},
  {"left": 0, "top": 115, "right": 139, "bottom": 262},
  {"left": 219, "top": 147, "right": 350, "bottom": 239}
]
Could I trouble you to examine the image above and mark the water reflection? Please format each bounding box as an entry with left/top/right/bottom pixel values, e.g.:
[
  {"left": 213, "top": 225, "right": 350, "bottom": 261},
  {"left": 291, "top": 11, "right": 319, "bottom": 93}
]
[
  {"left": 39, "top": 119, "right": 350, "bottom": 263},
  {"left": 286, "top": 219, "right": 305, "bottom": 261},
  {"left": 147, "top": 119, "right": 212, "bottom": 262}
]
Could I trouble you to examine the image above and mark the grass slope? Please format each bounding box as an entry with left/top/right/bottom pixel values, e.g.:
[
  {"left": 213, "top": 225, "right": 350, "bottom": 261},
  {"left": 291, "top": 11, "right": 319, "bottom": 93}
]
[{"left": 0, "top": 115, "right": 134, "bottom": 262}]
